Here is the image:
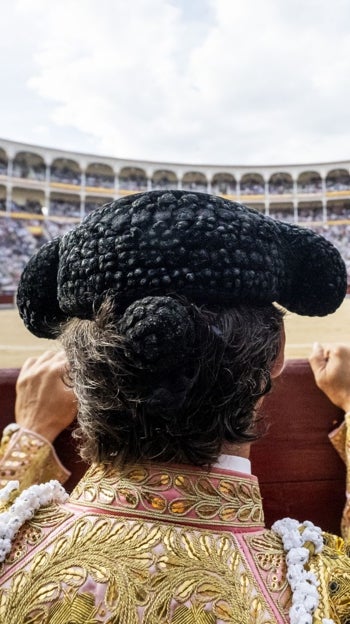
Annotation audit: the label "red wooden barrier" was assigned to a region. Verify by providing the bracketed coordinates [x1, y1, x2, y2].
[0, 361, 346, 533]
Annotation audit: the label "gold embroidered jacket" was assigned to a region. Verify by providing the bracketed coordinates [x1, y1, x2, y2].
[0, 428, 350, 623]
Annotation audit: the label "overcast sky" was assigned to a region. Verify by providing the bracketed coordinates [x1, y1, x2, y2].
[1, 0, 350, 166]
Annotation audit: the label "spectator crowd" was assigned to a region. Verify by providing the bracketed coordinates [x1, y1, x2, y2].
[4, 159, 350, 196]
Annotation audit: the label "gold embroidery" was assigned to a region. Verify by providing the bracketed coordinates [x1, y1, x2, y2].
[171, 604, 216, 623]
[0, 514, 276, 623]
[245, 530, 291, 620]
[0, 428, 69, 490]
[329, 420, 347, 464]
[72, 463, 264, 529]
[310, 535, 350, 623]
[2, 455, 349, 622]
[48, 591, 100, 624]
[0, 504, 72, 572]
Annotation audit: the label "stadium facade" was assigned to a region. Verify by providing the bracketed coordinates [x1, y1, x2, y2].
[1, 137, 350, 293]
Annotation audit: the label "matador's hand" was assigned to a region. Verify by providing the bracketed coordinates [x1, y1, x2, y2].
[309, 342, 350, 413]
[15, 350, 77, 442]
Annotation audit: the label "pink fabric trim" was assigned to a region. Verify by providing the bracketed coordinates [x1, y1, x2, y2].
[236, 533, 286, 623]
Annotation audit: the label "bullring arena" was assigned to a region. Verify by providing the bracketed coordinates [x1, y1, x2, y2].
[1, 136, 350, 366]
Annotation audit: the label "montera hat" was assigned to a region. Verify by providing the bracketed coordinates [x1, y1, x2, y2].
[17, 190, 347, 340]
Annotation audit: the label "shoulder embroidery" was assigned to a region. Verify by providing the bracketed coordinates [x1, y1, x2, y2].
[1, 514, 277, 623]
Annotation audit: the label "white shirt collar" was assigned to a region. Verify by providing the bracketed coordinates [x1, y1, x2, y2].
[213, 453, 251, 475]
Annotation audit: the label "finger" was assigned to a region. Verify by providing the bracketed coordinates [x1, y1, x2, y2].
[309, 342, 328, 374]
[19, 351, 59, 374]
[35, 350, 62, 365]
[34, 351, 68, 377]
[19, 356, 38, 372]
[328, 344, 350, 360]
[52, 350, 68, 366]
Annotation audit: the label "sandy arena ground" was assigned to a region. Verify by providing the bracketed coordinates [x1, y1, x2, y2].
[1, 299, 350, 368]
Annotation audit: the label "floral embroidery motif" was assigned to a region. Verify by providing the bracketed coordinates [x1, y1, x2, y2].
[245, 530, 291, 619]
[0, 456, 349, 623]
[72, 463, 264, 529]
[47, 591, 100, 623]
[170, 604, 217, 623]
[0, 515, 276, 623]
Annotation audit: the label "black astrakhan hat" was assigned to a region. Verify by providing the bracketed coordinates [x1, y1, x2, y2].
[17, 190, 347, 338]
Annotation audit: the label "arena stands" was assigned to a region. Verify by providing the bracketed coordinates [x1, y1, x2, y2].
[0, 218, 46, 292]
[10, 200, 42, 215]
[120, 167, 147, 190]
[50, 160, 81, 185]
[268, 208, 295, 222]
[269, 173, 293, 195]
[1, 137, 350, 294]
[50, 199, 80, 218]
[314, 223, 350, 273]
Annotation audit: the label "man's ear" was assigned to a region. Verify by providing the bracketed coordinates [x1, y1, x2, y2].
[271, 325, 286, 379]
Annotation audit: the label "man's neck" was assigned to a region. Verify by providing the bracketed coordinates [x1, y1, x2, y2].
[220, 442, 251, 459]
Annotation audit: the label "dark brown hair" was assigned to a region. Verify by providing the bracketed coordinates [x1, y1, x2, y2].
[62, 297, 284, 467]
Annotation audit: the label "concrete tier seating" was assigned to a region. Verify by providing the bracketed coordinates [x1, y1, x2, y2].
[0, 360, 345, 534]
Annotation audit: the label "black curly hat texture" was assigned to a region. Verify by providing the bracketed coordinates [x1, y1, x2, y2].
[17, 190, 347, 347]
[117, 296, 195, 372]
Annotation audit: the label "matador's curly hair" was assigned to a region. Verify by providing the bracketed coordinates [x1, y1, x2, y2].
[61, 295, 284, 467]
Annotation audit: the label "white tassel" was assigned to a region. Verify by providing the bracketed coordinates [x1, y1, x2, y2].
[272, 518, 335, 624]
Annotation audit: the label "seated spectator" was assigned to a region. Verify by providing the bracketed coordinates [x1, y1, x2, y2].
[268, 182, 293, 195]
[240, 182, 265, 195]
[326, 177, 350, 191]
[182, 181, 207, 192]
[50, 166, 81, 185]
[211, 181, 236, 196]
[298, 180, 323, 194]
[50, 199, 80, 218]
[327, 204, 350, 220]
[119, 175, 147, 191]
[151, 177, 175, 190]
[297, 207, 323, 222]
[86, 173, 114, 188]
[269, 209, 295, 223]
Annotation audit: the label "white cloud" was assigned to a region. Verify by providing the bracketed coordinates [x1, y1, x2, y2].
[2, 0, 350, 164]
